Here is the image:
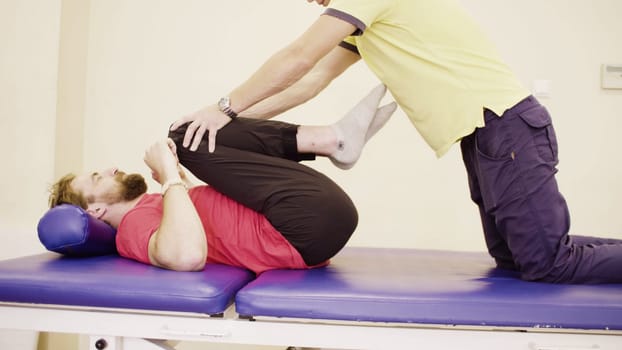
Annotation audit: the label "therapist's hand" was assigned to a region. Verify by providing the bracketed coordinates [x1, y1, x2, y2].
[169, 104, 232, 152]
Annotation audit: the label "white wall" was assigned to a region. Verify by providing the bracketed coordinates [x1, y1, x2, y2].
[1, 1, 621, 349]
[4, 0, 619, 259]
[0, 0, 61, 258]
[81, 0, 478, 251]
[80, 0, 622, 252]
[3, 0, 621, 257]
[462, 0, 622, 241]
[0, 1, 61, 348]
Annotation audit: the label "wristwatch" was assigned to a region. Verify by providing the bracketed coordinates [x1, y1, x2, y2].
[218, 96, 238, 119]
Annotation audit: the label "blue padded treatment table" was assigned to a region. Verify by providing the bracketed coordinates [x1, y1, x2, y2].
[0, 253, 254, 314]
[1, 247, 621, 349]
[236, 247, 622, 331]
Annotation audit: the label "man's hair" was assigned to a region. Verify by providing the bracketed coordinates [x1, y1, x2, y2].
[48, 173, 87, 209]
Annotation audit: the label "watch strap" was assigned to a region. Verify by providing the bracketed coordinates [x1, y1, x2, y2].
[218, 97, 238, 119]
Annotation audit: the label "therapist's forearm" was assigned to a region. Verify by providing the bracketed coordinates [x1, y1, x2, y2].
[239, 70, 327, 119]
[223, 14, 358, 118]
[228, 44, 316, 116]
[235, 43, 361, 120]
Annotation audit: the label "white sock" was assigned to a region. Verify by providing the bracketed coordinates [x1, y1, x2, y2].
[329, 85, 387, 169]
[329, 113, 376, 170]
[328, 82, 397, 170]
[365, 102, 397, 141]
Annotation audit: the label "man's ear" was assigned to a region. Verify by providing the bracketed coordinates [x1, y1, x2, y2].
[86, 205, 106, 219]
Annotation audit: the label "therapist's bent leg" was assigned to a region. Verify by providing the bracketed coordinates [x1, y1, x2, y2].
[462, 97, 622, 284]
[461, 134, 516, 271]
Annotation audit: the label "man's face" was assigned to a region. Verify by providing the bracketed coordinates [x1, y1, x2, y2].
[71, 168, 147, 207]
[307, 0, 330, 7]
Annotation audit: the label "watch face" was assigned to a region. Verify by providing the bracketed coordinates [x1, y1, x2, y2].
[218, 97, 230, 110]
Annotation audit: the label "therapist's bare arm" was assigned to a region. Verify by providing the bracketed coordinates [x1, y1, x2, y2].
[144, 139, 207, 271]
[240, 46, 360, 120]
[170, 15, 357, 152]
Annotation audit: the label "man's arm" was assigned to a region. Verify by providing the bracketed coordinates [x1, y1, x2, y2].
[171, 14, 357, 152]
[228, 15, 357, 114]
[148, 184, 206, 271]
[144, 139, 207, 271]
[240, 45, 360, 120]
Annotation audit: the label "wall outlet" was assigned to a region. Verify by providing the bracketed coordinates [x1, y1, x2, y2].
[601, 64, 622, 89]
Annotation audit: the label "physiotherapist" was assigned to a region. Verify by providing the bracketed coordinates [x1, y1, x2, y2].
[171, 0, 622, 284]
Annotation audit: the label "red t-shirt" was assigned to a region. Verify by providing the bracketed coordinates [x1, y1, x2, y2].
[115, 186, 312, 274]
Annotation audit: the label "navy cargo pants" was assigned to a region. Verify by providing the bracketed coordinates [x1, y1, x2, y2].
[461, 96, 622, 284]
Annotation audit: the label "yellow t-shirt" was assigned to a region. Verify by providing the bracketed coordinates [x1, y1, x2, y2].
[325, 0, 530, 157]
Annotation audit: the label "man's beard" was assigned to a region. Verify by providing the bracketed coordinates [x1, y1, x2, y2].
[116, 172, 147, 201]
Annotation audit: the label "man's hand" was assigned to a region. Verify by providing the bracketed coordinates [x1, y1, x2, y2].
[169, 104, 232, 153]
[144, 138, 180, 184]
